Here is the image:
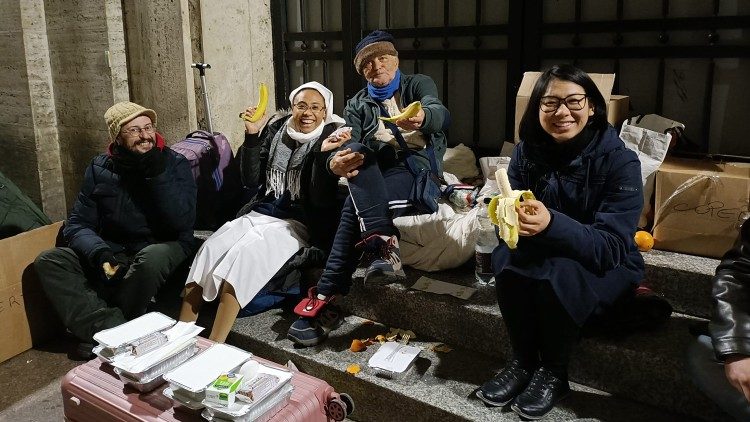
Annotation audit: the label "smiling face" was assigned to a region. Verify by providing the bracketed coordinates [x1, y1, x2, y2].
[362, 54, 399, 87]
[538, 78, 594, 143]
[118, 115, 155, 154]
[291, 89, 326, 134]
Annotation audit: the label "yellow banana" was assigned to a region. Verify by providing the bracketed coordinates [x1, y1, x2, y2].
[240, 83, 269, 123]
[378, 101, 422, 123]
[487, 168, 535, 249]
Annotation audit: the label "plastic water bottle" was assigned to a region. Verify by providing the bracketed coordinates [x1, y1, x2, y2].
[475, 202, 498, 285]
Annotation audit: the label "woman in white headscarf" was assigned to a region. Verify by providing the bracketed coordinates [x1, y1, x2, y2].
[179, 82, 351, 342]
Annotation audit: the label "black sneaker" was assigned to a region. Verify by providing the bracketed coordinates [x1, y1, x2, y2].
[511, 367, 570, 420]
[476, 360, 534, 407]
[287, 306, 343, 347]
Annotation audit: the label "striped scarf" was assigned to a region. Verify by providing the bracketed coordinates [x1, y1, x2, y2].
[265, 121, 318, 200]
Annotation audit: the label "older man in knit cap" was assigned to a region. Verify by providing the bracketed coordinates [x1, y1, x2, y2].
[288, 29, 450, 347]
[35, 101, 196, 359]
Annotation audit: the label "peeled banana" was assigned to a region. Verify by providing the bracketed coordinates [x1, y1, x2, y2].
[378, 101, 422, 123]
[487, 168, 535, 249]
[240, 83, 269, 123]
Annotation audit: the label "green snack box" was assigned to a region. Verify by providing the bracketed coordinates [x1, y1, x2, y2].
[205, 372, 244, 407]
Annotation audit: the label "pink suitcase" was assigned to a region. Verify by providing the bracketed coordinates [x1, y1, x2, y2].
[61, 338, 353, 421]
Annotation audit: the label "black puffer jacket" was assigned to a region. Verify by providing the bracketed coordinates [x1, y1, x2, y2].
[710, 217, 750, 359]
[63, 143, 196, 267]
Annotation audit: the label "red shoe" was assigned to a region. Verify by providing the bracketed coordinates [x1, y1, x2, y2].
[293, 287, 335, 318]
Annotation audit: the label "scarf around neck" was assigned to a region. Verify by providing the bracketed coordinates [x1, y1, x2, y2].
[368, 69, 401, 101]
[266, 119, 325, 200]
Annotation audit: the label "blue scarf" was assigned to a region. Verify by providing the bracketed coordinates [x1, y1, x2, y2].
[367, 69, 401, 101]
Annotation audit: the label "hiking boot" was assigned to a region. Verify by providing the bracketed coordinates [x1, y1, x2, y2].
[476, 360, 534, 407]
[287, 305, 343, 347]
[360, 234, 406, 285]
[511, 367, 570, 420]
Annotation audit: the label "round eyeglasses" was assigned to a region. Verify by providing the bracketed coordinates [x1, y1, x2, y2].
[121, 124, 156, 137]
[293, 103, 325, 113]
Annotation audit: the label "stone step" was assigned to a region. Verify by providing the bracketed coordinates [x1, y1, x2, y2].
[335, 266, 726, 421]
[227, 311, 692, 422]
[642, 249, 717, 318]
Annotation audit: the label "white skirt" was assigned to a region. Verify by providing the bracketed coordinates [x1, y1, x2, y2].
[186, 211, 309, 307]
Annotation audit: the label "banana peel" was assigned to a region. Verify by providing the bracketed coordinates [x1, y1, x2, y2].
[487, 168, 535, 249]
[240, 83, 269, 122]
[378, 101, 422, 123]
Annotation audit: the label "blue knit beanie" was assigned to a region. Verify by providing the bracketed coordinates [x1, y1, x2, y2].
[354, 30, 398, 74]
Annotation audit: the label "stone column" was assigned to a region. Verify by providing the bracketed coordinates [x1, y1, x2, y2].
[123, 0, 197, 145]
[199, 0, 275, 149]
[18, 0, 66, 221]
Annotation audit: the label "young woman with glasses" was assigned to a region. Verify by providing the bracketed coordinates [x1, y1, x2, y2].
[476, 64, 645, 419]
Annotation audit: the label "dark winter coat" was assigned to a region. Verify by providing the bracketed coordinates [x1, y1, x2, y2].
[237, 114, 343, 252]
[492, 125, 645, 325]
[343, 73, 450, 175]
[710, 217, 750, 360]
[63, 139, 196, 268]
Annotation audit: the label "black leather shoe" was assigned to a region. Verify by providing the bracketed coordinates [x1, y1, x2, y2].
[511, 367, 571, 420]
[476, 360, 534, 407]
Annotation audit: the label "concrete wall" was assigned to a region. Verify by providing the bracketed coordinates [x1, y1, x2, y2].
[44, 0, 129, 210]
[0, 1, 41, 205]
[198, 0, 275, 150]
[123, 0, 197, 146]
[0, 0, 275, 219]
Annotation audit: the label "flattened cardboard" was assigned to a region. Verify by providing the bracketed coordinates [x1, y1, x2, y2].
[653, 158, 750, 258]
[514, 72, 629, 142]
[0, 222, 63, 363]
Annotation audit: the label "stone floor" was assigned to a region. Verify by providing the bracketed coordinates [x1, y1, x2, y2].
[0, 336, 80, 421]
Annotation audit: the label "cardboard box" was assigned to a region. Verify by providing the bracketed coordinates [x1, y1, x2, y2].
[0, 222, 63, 363]
[653, 158, 750, 258]
[514, 72, 630, 142]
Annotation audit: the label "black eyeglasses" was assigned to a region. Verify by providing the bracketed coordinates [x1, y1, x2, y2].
[539, 94, 588, 113]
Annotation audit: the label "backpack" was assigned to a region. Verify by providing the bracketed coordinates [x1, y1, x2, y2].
[0, 169, 52, 240]
[171, 130, 242, 230]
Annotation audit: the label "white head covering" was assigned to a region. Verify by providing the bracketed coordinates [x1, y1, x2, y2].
[286, 81, 345, 143]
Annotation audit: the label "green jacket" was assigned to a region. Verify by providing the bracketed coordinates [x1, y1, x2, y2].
[344, 73, 450, 175]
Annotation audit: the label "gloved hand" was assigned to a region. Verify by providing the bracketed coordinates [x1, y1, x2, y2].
[94, 249, 125, 284]
[138, 147, 166, 178]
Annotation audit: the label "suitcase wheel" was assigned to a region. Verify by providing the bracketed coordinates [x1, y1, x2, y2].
[339, 393, 355, 416]
[326, 397, 348, 421]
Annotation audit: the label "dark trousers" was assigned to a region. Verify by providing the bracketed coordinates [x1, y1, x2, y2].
[317, 143, 418, 297]
[35, 242, 187, 343]
[497, 272, 580, 378]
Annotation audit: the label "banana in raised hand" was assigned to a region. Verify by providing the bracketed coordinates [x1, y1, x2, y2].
[240, 83, 269, 123]
[487, 168, 535, 249]
[378, 101, 422, 123]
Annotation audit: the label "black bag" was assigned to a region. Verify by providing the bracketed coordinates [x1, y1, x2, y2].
[410, 168, 441, 214]
[378, 105, 442, 214]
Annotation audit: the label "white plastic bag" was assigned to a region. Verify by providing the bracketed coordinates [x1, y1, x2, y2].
[619, 114, 685, 228]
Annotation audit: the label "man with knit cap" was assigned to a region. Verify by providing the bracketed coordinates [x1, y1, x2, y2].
[288, 29, 450, 346]
[35, 101, 196, 359]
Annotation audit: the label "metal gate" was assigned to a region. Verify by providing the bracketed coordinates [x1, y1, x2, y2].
[271, 0, 750, 157]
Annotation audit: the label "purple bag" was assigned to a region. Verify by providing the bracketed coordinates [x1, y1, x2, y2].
[172, 130, 241, 229]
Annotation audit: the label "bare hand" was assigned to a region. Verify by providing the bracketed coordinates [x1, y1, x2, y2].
[241, 106, 268, 134]
[321, 131, 352, 152]
[516, 199, 551, 236]
[725, 355, 750, 403]
[395, 108, 425, 131]
[102, 262, 119, 279]
[329, 148, 364, 178]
